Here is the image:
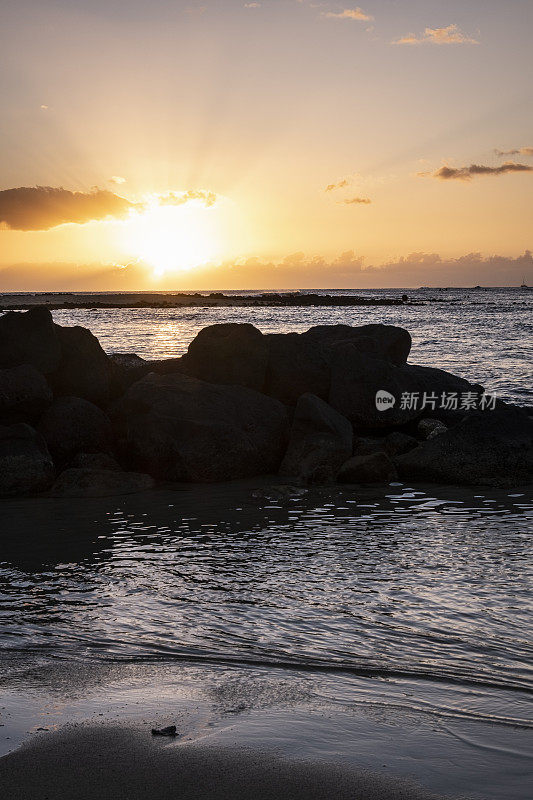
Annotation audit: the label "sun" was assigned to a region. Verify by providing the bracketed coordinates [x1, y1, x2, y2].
[121, 199, 221, 277]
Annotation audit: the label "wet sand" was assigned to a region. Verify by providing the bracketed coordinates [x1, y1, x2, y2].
[0, 724, 443, 800]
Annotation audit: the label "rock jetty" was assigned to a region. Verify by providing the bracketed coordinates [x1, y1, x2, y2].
[0, 307, 531, 497]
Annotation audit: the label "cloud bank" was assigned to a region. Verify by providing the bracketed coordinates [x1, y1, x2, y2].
[1, 250, 530, 291]
[394, 24, 478, 45]
[427, 162, 533, 181]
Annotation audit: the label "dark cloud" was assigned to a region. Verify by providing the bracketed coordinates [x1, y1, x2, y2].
[0, 186, 137, 231]
[340, 197, 371, 204]
[325, 179, 349, 192]
[426, 162, 533, 181]
[495, 146, 533, 157]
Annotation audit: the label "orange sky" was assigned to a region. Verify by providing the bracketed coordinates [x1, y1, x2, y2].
[1, 1, 532, 288]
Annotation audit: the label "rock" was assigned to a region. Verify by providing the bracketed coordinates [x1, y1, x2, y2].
[396, 405, 533, 486]
[417, 418, 448, 440]
[110, 372, 289, 482]
[0, 423, 55, 497]
[151, 725, 177, 737]
[109, 353, 152, 394]
[337, 452, 398, 484]
[383, 431, 419, 456]
[352, 437, 388, 458]
[181, 323, 268, 391]
[38, 396, 112, 465]
[264, 324, 411, 406]
[49, 325, 113, 405]
[279, 393, 352, 483]
[50, 468, 154, 497]
[304, 323, 411, 366]
[0, 364, 53, 423]
[69, 452, 121, 471]
[264, 332, 331, 406]
[329, 346, 481, 429]
[0, 307, 61, 374]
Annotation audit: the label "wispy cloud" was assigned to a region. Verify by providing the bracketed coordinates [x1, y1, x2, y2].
[325, 179, 349, 191]
[495, 146, 533, 157]
[158, 189, 217, 207]
[393, 24, 478, 46]
[339, 196, 371, 204]
[423, 162, 533, 181]
[109, 176, 126, 185]
[244, 2, 261, 7]
[322, 7, 373, 21]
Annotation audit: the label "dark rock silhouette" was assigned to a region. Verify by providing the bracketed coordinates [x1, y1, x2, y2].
[38, 396, 112, 465]
[396, 406, 533, 486]
[0, 306, 61, 374]
[50, 325, 113, 405]
[0, 364, 53, 423]
[110, 372, 289, 482]
[0, 310, 530, 492]
[51, 467, 154, 497]
[329, 346, 481, 428]
[0, 423, 55, 496]
[181, 322, 268, 391]
[337, 452, 398, 484]
[280, 393, 352, 482]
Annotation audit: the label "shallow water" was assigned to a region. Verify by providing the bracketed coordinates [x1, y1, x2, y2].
[47, 286, 533, 405]
[1, 483, 531, 718]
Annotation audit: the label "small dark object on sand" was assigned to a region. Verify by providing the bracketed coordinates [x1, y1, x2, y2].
[151, 725, 177, 737]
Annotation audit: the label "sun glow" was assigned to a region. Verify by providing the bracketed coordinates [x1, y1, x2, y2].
[121, 200, 221, 277]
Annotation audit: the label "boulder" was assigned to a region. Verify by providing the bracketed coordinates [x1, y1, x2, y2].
[279, 393, 352, 483]
[417, 418, 448, 440]
[0, 423, 55, 496]
[352, 437, 389, 458]
[337, 452, 398, 484]
[0, 364, 53, 423]
[263, 324, 411, 406]
[303, 323, 411, 366]
[49, 325, 113, 405]
[383, 431, 419, 456]
[396, 406, 533, 486]
[38, 396, 112, 465]
[51, 468, 154, 497]
[0, 306, 61, 374]
[264, 332, 330, 406]
[109, 353, 152, 395]
[110, 372, 289, 482]
[181, 323, 268, 391]
[69, 452, 121, 471]
[329, 345, 481, 429]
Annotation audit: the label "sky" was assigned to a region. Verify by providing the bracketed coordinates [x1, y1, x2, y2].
[0, 0, 532, 289]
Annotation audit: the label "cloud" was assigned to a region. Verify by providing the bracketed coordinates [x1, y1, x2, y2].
[0, 186, 220, 231]
[0, 186, 137, 231]
[109, 176, 126, 185]
[339, 196, 371, 204]
[393, 24, 478, 45]
[40, 104, 49, 111]
[3, 250, 531, 291]
[425, 162, 533, 181]
[325, 179, 349, 191]
[322, 7, 373, 21]
[244, 2, 260, 7]
[495, 146, 533, 157]
[158, 189, 218, 207]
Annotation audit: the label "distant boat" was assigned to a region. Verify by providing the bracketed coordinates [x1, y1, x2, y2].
[520, 276, 531, 289]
